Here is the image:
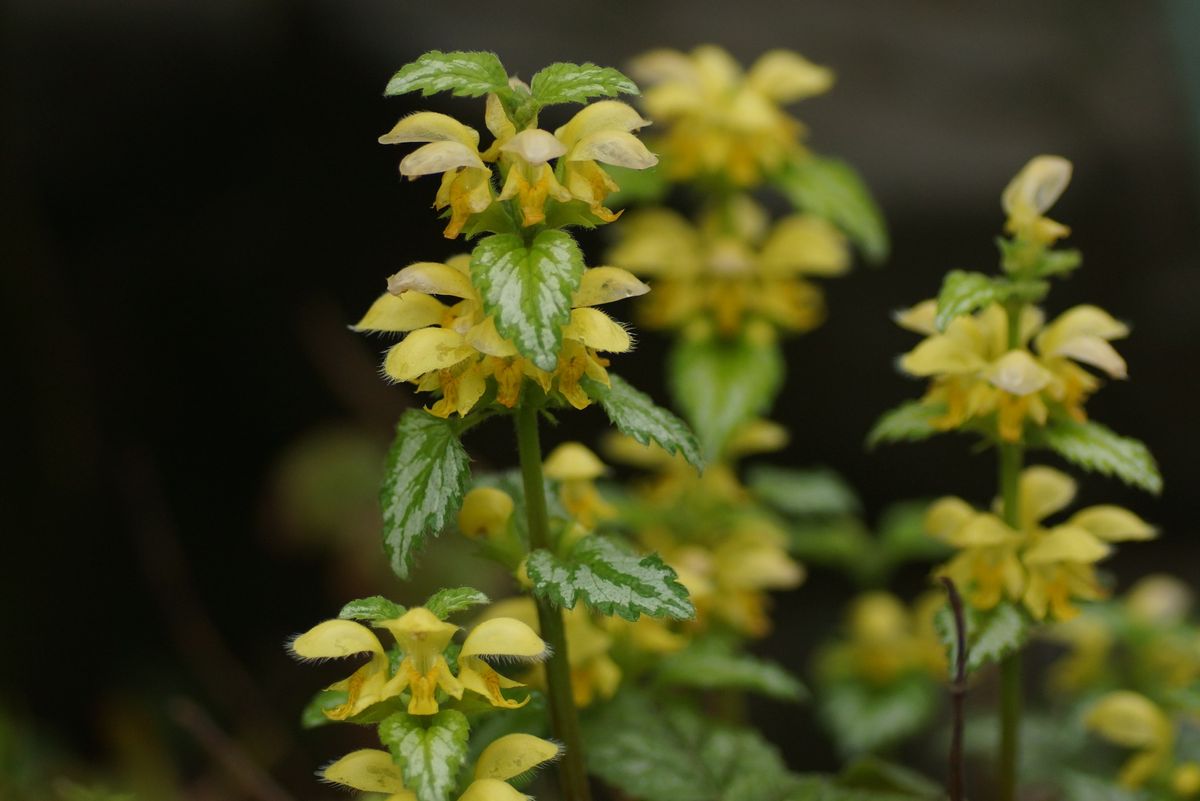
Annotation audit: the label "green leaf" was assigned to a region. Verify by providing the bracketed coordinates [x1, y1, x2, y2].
[1032, 418, 1162, 494]
[837, 756, 943, 800]
[1036, 248, 1083, 278]
[471, 230, 584, 371]
[583, 689, 792, 801]
[381, 410, 472, 579]
[934, 270, 999, 331]
[603, 163, 669, 208]
[530, 61, 638, 105]
[300, 688, 348, 729]
[668, 335, 784, 460]
[818, 676, 938, 756]
[775, 156, 889, 264]
[876, 501, 946, 564]
[657, 637, 807, 702]
[865, 401, 944, 448]
[378, 710, 471, 801]
[424, 586, 489, 619]
[339, 595, 406, 622]
[583, 373, 704, 470]
[385, 50, 509, 98]
[748, 466, 861, 518]
[934, 599, 1032, 674]
[527, 536, 694, 621]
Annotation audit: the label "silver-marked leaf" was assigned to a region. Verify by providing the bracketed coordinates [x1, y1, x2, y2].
[775, 156, 889, 264]
[934, 270, 1000, 331]
[668, 335, 783, 460]
[471, 230, 585, 371]
[531, 62, 639, 105]
[339, 596, 406, 622]
[866, 401, 944, 448]
[658, 637, 807, 702]
[583, 374, 704, 470]
[381, 410, 472, 579]
[424, 587, 489, 619]
[527, 536, 694, 621]
[378, 710, 470, 801]
[385, 50, 509, 98]
[1032, 418, 1161, 495]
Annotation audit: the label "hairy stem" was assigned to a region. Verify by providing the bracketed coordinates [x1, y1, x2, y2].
[514, 403, 591, 801]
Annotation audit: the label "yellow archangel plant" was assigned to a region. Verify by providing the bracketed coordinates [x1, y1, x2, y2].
[870, 154, 1162, 801]
[291, 50, 708, 801]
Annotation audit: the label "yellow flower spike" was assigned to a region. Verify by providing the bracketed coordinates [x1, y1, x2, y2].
[353, 292, 447, 333]
[745, 49, 834, 103]
[1126, 575, 1193, 626]
[323, 749, 412, 798]
[376, 607, 463, 715]
[458, 487, 515, 539]
[387, 261, 476, 299]
[379, 112, 482, 149]
[458, 778, 529, 801]
[758, 215, 850, 277]
[1086, 691, 1174, 788]
[290, 620, 392, 720]
[544, 442, 607, 481]
[1002, 155, 1073, 244]
[1037, 305, 1130, 379]
[383, 328, 475, 383]
[497, 129, 572, 226]
[1066, 505, 1156, 542]
[474, 734, 561, 782]
[457, 617, 547, 709]
[572, 267, 650, 307]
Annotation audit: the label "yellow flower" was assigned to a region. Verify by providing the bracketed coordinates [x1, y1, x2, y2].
[609, 197, 849, 337]
[543, 442, 616, 528]
[630, 45, 832, 185]
[927, 466, 1155, 620]
[458, 487, 516, 539]
[818, 592, 947, 686]
[353, 257, 647, 417]
[1087, 691, 1175, 788]
[495, 100, 656, 227]
[480, 598, 621, 707]
[1002, 155, 1072, 246]
[322, 733, 560, 801]
[291, 606, 546, 717]
[897, 301, 1128, 440]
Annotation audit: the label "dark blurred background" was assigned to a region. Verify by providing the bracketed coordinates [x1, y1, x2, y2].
[4, 0, 1200, 797]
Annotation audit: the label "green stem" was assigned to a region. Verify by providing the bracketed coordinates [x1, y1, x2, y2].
[514, 403, 591, 801]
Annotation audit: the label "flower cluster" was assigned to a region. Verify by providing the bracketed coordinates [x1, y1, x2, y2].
[816, 592, 947, 687]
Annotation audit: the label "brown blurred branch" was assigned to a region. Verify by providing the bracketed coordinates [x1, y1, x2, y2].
[940, 576, 968, 801]
[170, 698, 297, 801]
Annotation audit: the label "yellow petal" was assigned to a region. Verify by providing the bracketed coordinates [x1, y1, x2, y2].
[323, 749, 406, 794]
[291, 620, 383, 659]
[466, 317, 518, 357]
[746, 49, 834, 102]
[641, 82, 705, 118]
[985, 350, 1052, 396]
[474, 734, 561, 781]
[1002, 155, 1073, 217]
[379, 607, 459, 645]
[458, 778, 529, 801]
[572, 267, 650, 307]
[692, 44, 742, 94]
[1039, 305, 1129, 377]
[399, 141, 485, 176]
[563, 308, 631, 352]
[1067, 505, 1155, 542]
[628, 48, 697, 87]
[388, 261, 475, 299]
[379, 112, 481, 148]
[500, 129, 566, 165]
[1126, 574, 1192, 626]
[1019, 466, 1077, 525]
[484, 93, 516, 146]
[544, 442, 607, 481]
[1086, 691, 1171, 750]
[894, 300, 938, 336]
[567, 131, 658, 169]
[555, 101, 651, 148]
[1023, 526, 1111, 565]
[946, 513, 1019, 548]
[758, 215, 849, 276]
[383, 329, 473, 383]
[723, 419, 789, 457]
[461, 617, 547, 660]
[924, 497, 976, 541]
[458, 487, 515, 539]
[352, 292, 446, 333]
[899, 335, 986, 376]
